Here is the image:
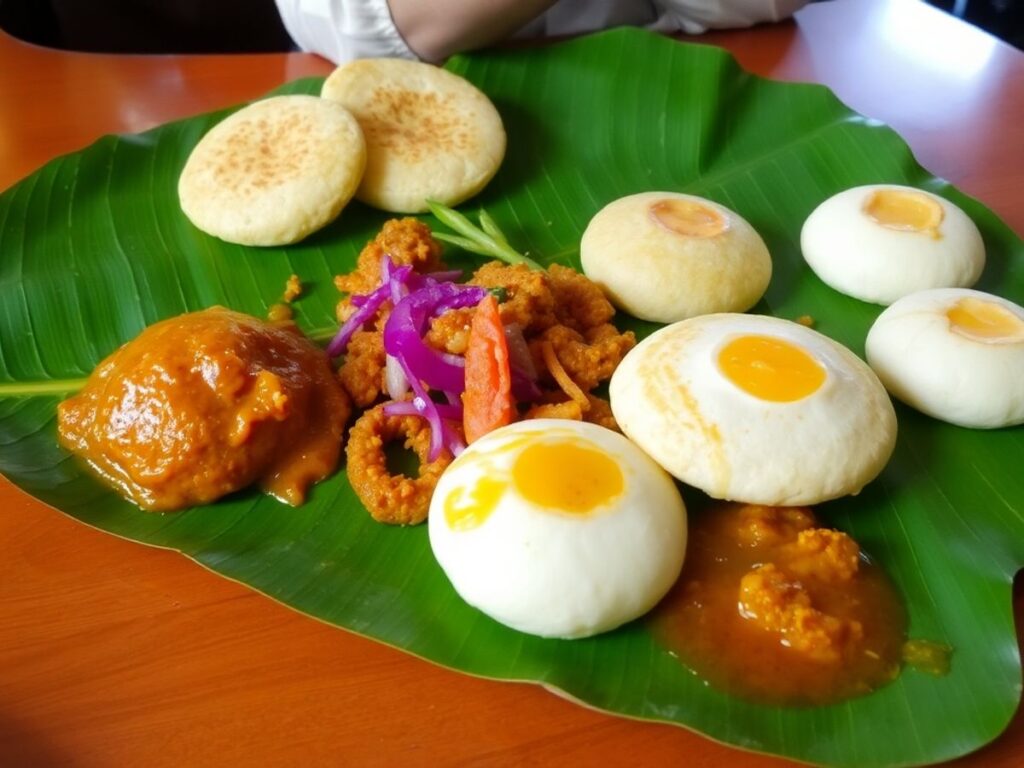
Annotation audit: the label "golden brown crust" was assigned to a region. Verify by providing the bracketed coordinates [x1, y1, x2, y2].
[334, 219, 447, 407]
[178, 95, 365, 246]
[321, 58, 506, 213]
[470, 262, 556, 332]
[425, 306, 473, 355]
[522, 393, 618, 432]
[530, 323, 635, 392]
[362, 87, 474, 160]
[582, 393, 618, 431]
[345, 403, 452, 525]
[338, 329, 386, 408]
[335, 217, 445, 296]
[523, 399, 583, 423]
[332, 222, 638, 529]
[547, 263, 617, 331]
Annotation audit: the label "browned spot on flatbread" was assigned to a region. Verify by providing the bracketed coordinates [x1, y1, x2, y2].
[212, 109, 316, 195]
[360, 86, 475, 162]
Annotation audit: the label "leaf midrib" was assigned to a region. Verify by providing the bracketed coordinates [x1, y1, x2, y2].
[0, 325, 339, 397]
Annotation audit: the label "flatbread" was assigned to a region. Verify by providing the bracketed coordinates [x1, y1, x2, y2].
[178, 95, 366, 246]
[321, 58, 506, 214]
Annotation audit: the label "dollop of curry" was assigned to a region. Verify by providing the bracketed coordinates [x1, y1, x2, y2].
[57, 307, 351, 511]
[651, 503, 908, 706]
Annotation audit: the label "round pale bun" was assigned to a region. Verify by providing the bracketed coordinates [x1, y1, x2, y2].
[610, 314, 897, 506]
[580, 192, 772, 323]
[801, 184, 985, 305]
[866, 288, 1024, 428]
[321, 58, 506, 213]
[178, 95, 366, 246]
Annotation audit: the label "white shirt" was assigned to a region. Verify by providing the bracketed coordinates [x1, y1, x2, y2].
[275, 0, 807, 63]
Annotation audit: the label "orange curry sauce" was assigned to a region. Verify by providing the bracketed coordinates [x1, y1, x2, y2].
[58, 307, 351, 511]
[650, 504, 907, 706]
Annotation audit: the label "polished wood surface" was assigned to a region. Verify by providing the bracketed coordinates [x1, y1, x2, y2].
[1, 0, 1021, 765]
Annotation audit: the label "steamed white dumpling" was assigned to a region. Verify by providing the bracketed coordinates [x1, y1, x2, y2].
[428, 420, 687, 639]
[801, 185, 984, 305]
[866, 288, 1024, 428]
[610, 314, 897, 505]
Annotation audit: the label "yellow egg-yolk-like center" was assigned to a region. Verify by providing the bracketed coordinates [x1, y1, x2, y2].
[947, 297, 1024, 344]
[649, 198, 728, 238]
[445, 475, 506, 531]
[863, 188, 944, 236]
[443, 437, 625, 531]
[718, 335, 826, 402]
[513, 441, 624, 515]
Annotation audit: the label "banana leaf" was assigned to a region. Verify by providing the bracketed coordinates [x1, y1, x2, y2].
[1, 28, 1021, 768]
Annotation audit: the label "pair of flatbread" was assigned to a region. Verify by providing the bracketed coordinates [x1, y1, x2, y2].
[179, 59, 506, 246]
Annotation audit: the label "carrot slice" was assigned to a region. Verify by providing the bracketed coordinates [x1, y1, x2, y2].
[463, 294, 514, 444]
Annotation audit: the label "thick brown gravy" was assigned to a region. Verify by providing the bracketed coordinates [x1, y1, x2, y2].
[650, 503, 907, 706]
[58, 307, 351, 511]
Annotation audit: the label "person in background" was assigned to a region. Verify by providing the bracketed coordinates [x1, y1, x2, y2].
[274, 0, 809, 63]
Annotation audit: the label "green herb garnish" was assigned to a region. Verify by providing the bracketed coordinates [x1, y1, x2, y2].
[426, 200, 543, 270]
[487, 286, 509, 303]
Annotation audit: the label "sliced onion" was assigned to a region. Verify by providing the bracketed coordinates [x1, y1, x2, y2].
[394, 354, 447, 461]
[389, 265, 413, 304]
[441, 421, 466, 457]
[426, 269, 463, 282]
[383, 399, 462, 421]
[384, 354, 409, 399]
[327, 258, 413, 357]
[383, 282, 486, 393]
[326, 280, 390, 357]
[440, 352, 466, 369]
[503, 323, 536, 380]
[511, 368, 542, 402]
[328, 256, 492, 459]
[380, 252, 397, 283]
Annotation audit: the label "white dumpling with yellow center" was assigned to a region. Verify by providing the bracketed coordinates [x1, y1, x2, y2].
[580, 191, 772, 322]
[866, 288, 1024, 428]
[427, 420, 687, 639]
[610, 315, 897, 505]
[801, 184, 985, 305]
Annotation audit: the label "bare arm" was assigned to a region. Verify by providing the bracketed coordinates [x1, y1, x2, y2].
[655, 0, 809, 34]
[388, 0, 560, 61]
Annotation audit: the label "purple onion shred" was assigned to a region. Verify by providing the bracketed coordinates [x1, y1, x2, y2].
[330, 256, 483, 459]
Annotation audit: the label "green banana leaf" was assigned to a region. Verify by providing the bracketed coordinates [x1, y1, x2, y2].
[1, 28, 1022, 768]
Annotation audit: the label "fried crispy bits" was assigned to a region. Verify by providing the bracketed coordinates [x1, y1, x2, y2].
[332, 220, 636, 525]
[345, 403, 452, 525]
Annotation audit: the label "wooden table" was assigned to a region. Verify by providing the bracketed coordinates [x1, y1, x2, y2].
[1, 0, 1021, 764]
